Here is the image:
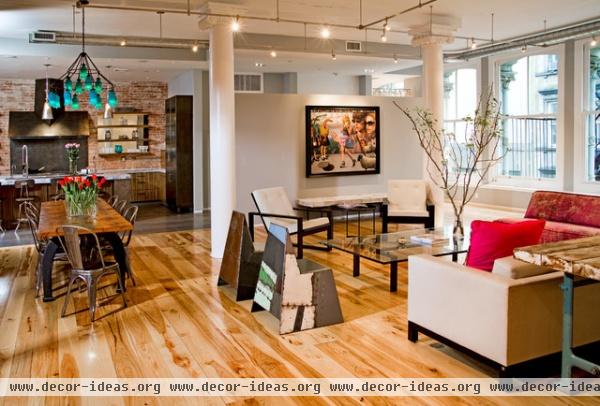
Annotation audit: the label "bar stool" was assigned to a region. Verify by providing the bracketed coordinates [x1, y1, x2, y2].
[14, 179, 36, 234]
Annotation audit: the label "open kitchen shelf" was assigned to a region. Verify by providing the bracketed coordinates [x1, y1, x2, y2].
[96, 112, 150, 155]
[98, 152, 154, 158]
[96, 124, 151, 129]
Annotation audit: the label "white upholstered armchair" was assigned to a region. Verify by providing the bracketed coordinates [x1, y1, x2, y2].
[249, 187, 333, 259]
[381, 180, 437, 232]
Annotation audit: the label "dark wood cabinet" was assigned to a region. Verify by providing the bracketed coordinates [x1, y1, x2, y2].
[165, 96, 193, 212]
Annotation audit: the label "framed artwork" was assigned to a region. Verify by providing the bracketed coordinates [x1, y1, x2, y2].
[305, 105, 380, 177]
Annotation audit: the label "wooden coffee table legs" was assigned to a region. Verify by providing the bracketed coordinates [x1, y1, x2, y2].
[352, 254, 398, 292]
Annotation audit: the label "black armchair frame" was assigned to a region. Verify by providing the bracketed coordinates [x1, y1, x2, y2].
[249, 194, 333, 259]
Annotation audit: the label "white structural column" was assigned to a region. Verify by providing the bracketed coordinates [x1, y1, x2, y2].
[410, 20, 458, 228]
[209, 21, 236, 258]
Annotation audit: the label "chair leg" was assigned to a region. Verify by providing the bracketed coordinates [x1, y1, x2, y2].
[61, 274, 77, 318]
[297, 234, 304, 259]
[125, 250, 136, 286]
[14, 203, 23, 234]
[35, 256, 43, 297]
[115, 266, 128, 308]
[86, 275, 98, 322]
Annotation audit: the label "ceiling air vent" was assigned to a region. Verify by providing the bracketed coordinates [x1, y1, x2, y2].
[234, 73, 263, 93]
[29, 31, 56, 43]
[346, 41, 362, 53]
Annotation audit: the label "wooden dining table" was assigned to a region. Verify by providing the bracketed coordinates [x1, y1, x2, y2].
[38, 199, 133, 302]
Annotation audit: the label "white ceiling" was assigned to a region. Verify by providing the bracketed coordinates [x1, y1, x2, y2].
[0, 0, 599, 81]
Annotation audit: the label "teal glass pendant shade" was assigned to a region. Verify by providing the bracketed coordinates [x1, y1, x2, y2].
[71, 93, 80, 109]
[94, 77, 102, 93]
[94, 94, 103, 110]
[48, 91, 61, 108]
[107, 88, 118, 108]
[63, 90, 72, 106]
[84, 75, 93, 91]
[75, 78, 83, 95]
[79, 63, 88, 79]
[65, 77, 73, 92]
[89, 89, 98, 106]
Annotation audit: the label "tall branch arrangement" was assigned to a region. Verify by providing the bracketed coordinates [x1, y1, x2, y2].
[394, 90, 506, 234]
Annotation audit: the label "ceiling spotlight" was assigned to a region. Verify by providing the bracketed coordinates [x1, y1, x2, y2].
[331, 49, 336, 60]
[192, 44, 199, 52]
[521, 45, 527, 53]
[232, 15, 240, 32]
[120, 40, 127, 46]
[393, 55, 398, 63]
[592, 36, 598, 47]
[384, 18, 391, 31]
[470, 38, 477, 49]
[321, 27, 330, 38]
[255, 62, 264, 67]
[381, 32, 387, 42]
[270, 50, 277, 58]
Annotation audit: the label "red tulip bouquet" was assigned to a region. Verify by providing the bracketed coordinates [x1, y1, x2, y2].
[58, 174, 106, 218]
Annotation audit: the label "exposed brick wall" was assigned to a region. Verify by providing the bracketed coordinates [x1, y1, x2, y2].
[0, 79, 167, 174]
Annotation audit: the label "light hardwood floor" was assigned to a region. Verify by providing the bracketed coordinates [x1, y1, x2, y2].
[0, 208, 595, 405]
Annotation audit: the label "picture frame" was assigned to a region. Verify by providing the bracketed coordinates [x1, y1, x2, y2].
[305, 105, 380, 178]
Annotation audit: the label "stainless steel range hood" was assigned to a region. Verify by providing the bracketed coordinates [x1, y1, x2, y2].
[8, 79, 89, 138]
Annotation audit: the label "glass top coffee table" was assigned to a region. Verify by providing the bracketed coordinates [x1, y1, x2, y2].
[322, 228, 469, 292]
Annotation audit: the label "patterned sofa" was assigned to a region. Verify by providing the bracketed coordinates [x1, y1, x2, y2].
[501, 191, 600, 243]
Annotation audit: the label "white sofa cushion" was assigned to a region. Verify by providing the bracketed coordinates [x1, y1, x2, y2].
[492, 256, 555, 279]
[388, 180, 427, 214]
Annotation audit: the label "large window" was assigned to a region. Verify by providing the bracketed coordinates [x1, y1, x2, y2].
[498, 54, 558, 180]
[443, 68, 477, 172]
[585, 46, 600, 182]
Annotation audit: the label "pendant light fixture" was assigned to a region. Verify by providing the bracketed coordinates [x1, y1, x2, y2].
[60, 1, 118, 110]
[42, 63, 54, 121]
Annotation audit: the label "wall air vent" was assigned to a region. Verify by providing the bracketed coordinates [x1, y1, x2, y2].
[29, 31, 56, 43]
[346, 41, 362, 53]
[234, 73, 263, 93]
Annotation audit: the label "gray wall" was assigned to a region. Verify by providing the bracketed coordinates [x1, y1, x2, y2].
[234, 93, 423, 214]
[297, 73, 360, 95]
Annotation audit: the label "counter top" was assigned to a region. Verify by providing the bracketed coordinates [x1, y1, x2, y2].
[0, 168, 165, 186]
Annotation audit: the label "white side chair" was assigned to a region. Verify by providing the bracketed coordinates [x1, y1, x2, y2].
[249, 187, 333, 259]
[382, 180, 436, 232]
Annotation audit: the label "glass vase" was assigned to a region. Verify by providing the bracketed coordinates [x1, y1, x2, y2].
[69, 157, 78, 175]
[65, 195, 97, 219]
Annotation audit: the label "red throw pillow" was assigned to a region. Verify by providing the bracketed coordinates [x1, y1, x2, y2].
[465, 219, 546, 271]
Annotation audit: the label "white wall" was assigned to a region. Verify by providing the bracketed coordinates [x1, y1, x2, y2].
[235, 93, 423, 213]
[167, 71, 194, 97]
[297, 73, 360, 95]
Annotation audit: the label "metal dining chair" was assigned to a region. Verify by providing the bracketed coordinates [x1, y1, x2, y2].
[103, 205, 139, 286]
[107, 195, 119, 207]
[115, 200, 128, 215]
[24, 204, 67, 296]
[57, 225, 127, 322]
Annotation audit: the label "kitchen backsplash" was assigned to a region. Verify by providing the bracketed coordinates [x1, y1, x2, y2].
[0, 79, 167, 174]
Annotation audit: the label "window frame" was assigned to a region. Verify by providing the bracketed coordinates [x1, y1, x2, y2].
[573, 38, 600, 194]
[442, 61, 481, 177]
[487, 44, 565, 190]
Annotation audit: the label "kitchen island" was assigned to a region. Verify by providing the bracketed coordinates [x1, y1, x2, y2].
[0, 168, 165, 229]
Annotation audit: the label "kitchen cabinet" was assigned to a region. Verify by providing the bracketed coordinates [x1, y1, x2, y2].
[130, 172, 164, 202]
[165, 96, 193, 212]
